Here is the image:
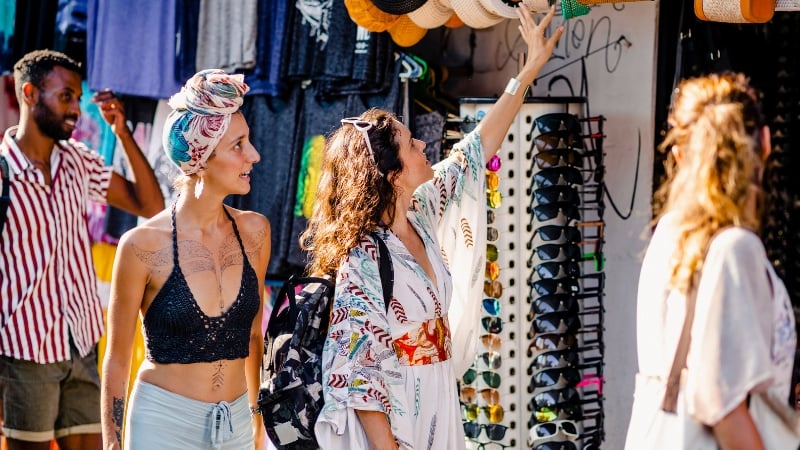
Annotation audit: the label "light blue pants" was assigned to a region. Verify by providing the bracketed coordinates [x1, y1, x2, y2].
[124, 381, 252, 450]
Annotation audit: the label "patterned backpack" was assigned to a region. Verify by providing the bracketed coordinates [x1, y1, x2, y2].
[258, 233, 393, 449]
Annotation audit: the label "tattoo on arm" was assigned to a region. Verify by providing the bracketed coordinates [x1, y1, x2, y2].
[112, 396, 125, 443]
[132, 244, 172, 267]
[243, 228, 268, 266]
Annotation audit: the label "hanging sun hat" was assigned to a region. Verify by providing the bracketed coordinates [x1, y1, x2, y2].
[450, 0, 504, 28]
[478, 0, 522, 19]
[521, 0, 553, 11]
[443, 11, 465, 28]
[388, 14, 428, 47]
[345, 0, 401, 32]
[408, 0, 453, 29]
[372, 0, 427, 14]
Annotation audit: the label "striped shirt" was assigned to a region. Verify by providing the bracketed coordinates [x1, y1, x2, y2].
[0, 126, 112, 363]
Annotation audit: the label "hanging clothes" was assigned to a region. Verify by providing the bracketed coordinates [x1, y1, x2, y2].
[195, 0, 257, 73]
[247, 0, 293, 96]
[87, 0, 182, 99]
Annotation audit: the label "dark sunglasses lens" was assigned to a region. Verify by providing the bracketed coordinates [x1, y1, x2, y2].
[482, 316, 503, 333]
[486, 424, 508, 440]
[537, 225, 580, 242]
[534, 314, 581, 334]
[487, 227, 499, 242]
[535, 113, 581, 134]
[483, 297, 501, 316]
[463, 368, 477, 384]
[533, 333, 576, 352]
[536, 261, 580, 279]
[534, 368, 582, 388]
[532, 279, 579, 296]
[532, 294, 578, 315]
[535, 131, 585, 150]
[534, 203, 580, 222]
[463, 422, 481, 439]
[483, 371, 502, 388]
[534, 149, 582, 169]
[534, 244, 581, 261]
[533, 350, 579, 370]
[534, 167, 584, 187]
[534, 186, 580, 204]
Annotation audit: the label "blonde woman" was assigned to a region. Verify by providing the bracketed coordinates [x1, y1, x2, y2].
[625, 73, 796, 449]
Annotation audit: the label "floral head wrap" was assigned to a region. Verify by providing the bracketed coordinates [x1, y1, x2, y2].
[162, 69, 250, 175]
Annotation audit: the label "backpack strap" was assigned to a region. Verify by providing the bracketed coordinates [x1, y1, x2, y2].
[370, 231, 394, 313]
[0, 154, 9, 231]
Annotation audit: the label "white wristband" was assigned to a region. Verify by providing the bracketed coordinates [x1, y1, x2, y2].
[504, 77, 522, 96]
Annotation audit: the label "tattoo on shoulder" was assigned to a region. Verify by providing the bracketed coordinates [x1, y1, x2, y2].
[243, 228, 268, 263]
[132, 244, 172, 267]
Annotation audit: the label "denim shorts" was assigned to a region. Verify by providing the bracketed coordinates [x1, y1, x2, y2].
[0, 344, 101, 442]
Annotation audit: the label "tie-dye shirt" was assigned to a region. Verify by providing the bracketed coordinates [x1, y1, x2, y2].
[315, 131, 487, 450]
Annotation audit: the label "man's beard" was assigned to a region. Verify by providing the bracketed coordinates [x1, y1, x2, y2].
[33, 98, 76, 141]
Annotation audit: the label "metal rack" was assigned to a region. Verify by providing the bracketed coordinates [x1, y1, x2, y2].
[458, 98, 606, 449]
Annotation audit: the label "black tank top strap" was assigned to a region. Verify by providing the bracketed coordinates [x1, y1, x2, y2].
[170, 201, 179, 265]
[222, 206, 248, 263]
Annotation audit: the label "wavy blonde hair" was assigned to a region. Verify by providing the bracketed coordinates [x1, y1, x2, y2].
[300, 108, 404, 276]
[654, 72, 766, 294]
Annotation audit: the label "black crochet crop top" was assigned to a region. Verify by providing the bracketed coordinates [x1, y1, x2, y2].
[142, 204, 261, 364]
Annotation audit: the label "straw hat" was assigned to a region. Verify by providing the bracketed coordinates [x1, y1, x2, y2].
[450, 0, 504, 28]
[345, 0, 401, 32]
[521, 0, 553, 11]
[388, 14, 428, 47]
[479, 0, 522, 18]
[372, 0, 428, 14]
[408, 0, 453, 28]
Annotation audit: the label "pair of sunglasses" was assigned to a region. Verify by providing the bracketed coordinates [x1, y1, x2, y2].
[528, 332, 578, 356]
[530, 404, 584, 425]
[532, 113, 583, 134]
[532, 166, 584, 188]
[529, 367, 582, 392]
[528, 243, 582, 264]
[529, 293, 580, 316]
[532, 202, 581, 222]
[477, 351, 502, 370]
[533, 261, 582, 280]
[528, 420, 579, 446]
[463, 422, 508, 441]
[529, 278, 580, 296]
[529, 349, 581, 373]
[341, 117, 377, 159]
[530, 312, 582, 336]
[529, 148, 585, 169]
[531, 386, 580, 409]
[530, 442, 578, 450]
[533, 185, 581, 205]
[460, 386, 501, 405]
[533, 131, 586, 152]
[462, 403, 505, 423]
[532, 225, 581, 243]
[462, 368, 501, 388]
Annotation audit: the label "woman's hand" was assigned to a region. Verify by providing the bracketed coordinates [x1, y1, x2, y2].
[517, 5, 563, 80]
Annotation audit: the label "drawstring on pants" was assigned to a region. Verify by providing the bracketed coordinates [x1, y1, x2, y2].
[209, 401, 234, 449]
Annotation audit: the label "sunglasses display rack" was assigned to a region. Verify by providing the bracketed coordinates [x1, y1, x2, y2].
[457, 97, 606, 450]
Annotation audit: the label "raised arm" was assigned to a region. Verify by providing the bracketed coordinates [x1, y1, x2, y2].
[94, 90, 164, 218]
[476, 6, 564, 162]
[101, 230, 150, 449]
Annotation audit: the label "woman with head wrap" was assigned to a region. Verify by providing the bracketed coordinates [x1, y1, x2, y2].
[100, 69, 270, 450]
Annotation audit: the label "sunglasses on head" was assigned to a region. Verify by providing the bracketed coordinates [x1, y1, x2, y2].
[533, 113, 583, 135]
[529, 278, 580, 296]
[529, 293, 580, 315]
[482, 297, 501, 316]
[533, 185, 581, 205]
[341, 117, 377, 161]
[532, 202, 581, 222]
[531, 386, 581, 409]
[463, 368, 502, 388]
[460, 386, 501, 405]
[529, 148, 585, 169]
[534, 131, 586, 152]
[528, 243, 582, 264]
[462, 402, 505, 423]
[481, 316, 503, 333]
[532, 167, 584, 188]
[529, 367, 583, 392]
[528, 420, 579, 447]
[529, 349, 581, 373]
[530, 312, 582, 336]
[463, 422, 508, 441]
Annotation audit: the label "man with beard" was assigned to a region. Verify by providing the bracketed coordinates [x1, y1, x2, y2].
[0, 50, 163, 450]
